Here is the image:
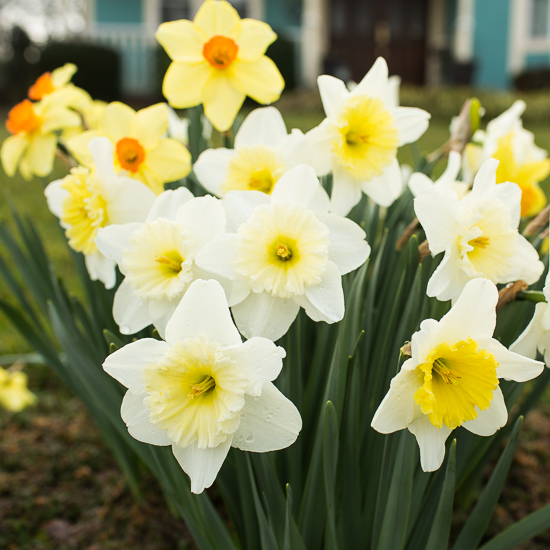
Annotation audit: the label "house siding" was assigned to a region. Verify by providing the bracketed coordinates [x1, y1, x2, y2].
[472, 0, 510, 88]
[95, 0, 144, 23]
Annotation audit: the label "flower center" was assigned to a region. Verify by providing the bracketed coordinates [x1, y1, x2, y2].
[60, 168, 107, 255]
[224, 145, 285, 195]
[28, 72, 55, 100]
[414, 339, 499, 430]
[331, 95, 399, 181]
[116, 137, 146, 173]
[155, 252, 184, 274]
[276, 242, 292, 261]
[6, 100, 42, 135]
[203, 35, 239, 69]
[187, 375, 216, 399]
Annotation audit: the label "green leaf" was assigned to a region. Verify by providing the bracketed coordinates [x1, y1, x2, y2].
[323, 401, 339, 550]
[425, 440, 456, 550]
[453, 417, 523, 550]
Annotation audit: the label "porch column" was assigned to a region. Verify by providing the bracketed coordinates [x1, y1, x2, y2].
[301, 0, 328, 88]
[453, 0, 475, 62]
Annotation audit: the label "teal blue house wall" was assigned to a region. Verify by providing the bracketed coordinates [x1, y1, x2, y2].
[95, 0, 143, 23]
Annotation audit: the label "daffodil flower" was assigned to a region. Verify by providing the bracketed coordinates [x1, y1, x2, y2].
[372, 278, 544, 472]
[195, 165, 371, 341]
[511, 271, 550, 365]
[463, 100, 550, 217]
[156, 0, 284, 132]
[0, 366, 36, 412]
[300, 57, 430, 215]
[103, 278, 302, 494]
[96, 189, 237, 336]
[1, 95, 81, 179]
[45, 137, 156, 288]
[415, 158, 544, 302]
[194, 107, 305, 196]
[408, 150, 469, 199]
[28, 63, 78, 100]
[67, 101, 192, 195]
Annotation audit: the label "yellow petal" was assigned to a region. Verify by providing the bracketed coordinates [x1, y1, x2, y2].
[132, 103, 169, 148]
[1, 134, 28, 177]
[51, 63, 77, 87]
[100, 102, 135, 142]
[232, 57, 284, 104]
[26, 133, 57, 177]
[516, 158, 550, 187]
[194, 0, 241, 37]
[40, 105, 81, 133]
[145, 138, 192, 182]
[233, 19, 276, 61]
[203, 72, 245, 132]
[518, 181, 547, 217]
[137, 168, 165, 195]
[67, 130, 101, 167]
[163, 62, 211, 108]
[156, 20, 205, 62]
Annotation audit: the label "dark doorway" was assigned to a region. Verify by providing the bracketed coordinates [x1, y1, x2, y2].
[327, 0, 429, 84]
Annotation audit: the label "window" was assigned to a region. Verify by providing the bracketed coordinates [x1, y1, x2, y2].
[531, 0, 550, 37]
[161, 0, 191, 22]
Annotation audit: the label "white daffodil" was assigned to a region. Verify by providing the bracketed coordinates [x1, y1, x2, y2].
[511, 271, 550, 365]
[103, 279, 302, 494]
[300, 57, 430, 215]
[408, 150, 470, 199]
[372, 278, 544, 472]
[96, 189, 235, 337]
[193, 107, 304, 197]
[45, 137, 156, 288]
[463, 100, 550, 217]
[415, 158, 544, 302]
[195, 164, 371, 341]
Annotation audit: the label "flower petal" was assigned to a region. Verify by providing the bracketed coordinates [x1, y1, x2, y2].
[176, 195, 226, 249]
[271, 164, 329, 212]
[510, 302, 548, 360]
[163, 62, 211, 109]
[85, 252, 116, 289]
[132, 103, 169, 148]
[317, 74, 349, 120]
[1, 134, 27, 177]
[408, 414, 452, 472]
[235, 19, 277, 60]
[103, 337, 169, 394]
[232, 291, 300, 340]
[100, 102, 135, 143]
[165, 279, 242, 346]
[155, 19, 205, 62]
[203, 72, 245, 132]
[232, 382, 301, 451]
[144, 138, 192, 182]
[361, 158, 403, 207]
[25, 133, 57, 177]
[330, 165, 363, 216]
[235, 106, 287, 149]
[95, 223, 141, 265]
[194, 0, 241, 36]
[147, 187, 194, 221]
[462, 387, 507, 436]
[120, 391, 172, 445]
[393, 107, 430, 146]
[351, 57, 388, 101]
[172, 437, 232, 494]
[113, 280, 153, 335]
[231, 56, 283, 104]
[44, 178, 68, 218]
[193, 147, 235, 196]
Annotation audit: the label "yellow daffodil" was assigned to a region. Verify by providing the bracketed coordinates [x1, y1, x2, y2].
[1, 96, 81, 179]
[0, 366, 36, 412]
[28, 63, 78, 100]
[372, 278, 543, 471]
[156, 0, 284, 132]
[67, 101, 191, 195]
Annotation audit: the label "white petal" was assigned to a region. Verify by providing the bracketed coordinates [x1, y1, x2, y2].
[319, 212, 370, 274]
[506, 235, 544, 285]
[234, 107, 288, 149]
[147, 187, 194, 221]
[120, 391, 172, 445]
[294, 261, 344, 324]
[371, 362, 420, 433]
[103, 338, 169, 394]
[437, 150, 462, 185]
[426, 249, 469, 302]
[95, 223, 141, 266]
[232, 292, 300, 341]
[393, 107, 430, 146]
[88, 136, 117, 182]
[361, 158, 403, 207]
[408, 414, 452, 472]
[478, 336, 544, 382]
[193, 148, 234, 197]
[408, 172, 434, 197]
[297, 121, 334, 176]
[172, 437, 232, 494]
[194, 234, 241, 281]
[462, 387, 507, 436]
[330, 165, 363, 216]
[223, 189, 270, 231]
[351, 57, 388, 101]
[149, 296, 179, 339]
[224, 339, 285, 395]
[232, 382, 301, 452]
[469, 158, 499, 198]
[44, 179, 68, 219]
[317, 74, 349, 120]
[106, 178, 156, 225]
[113, 280, 153, 335]
[176, 195, 226, 249]
[165, 279, 242, 345]
[271, 165, 329, 212]
[437, 278, 498, 343]
[510, 303, 548, 360]
[85, 252, 116, 289]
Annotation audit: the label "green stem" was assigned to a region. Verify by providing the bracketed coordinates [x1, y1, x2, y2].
[515, 290, 547, 303]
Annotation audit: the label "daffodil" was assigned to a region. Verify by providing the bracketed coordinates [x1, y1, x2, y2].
[511, 271, 550, 365]
[415, 158, 544, 302]
[28, 63, 78, 100]
[194, 107, 305, 196]
[0, 366, 36, 412]
[103, 278, 302, 493]
[408, 150, 469, 199]
[156, 0, 284, 132]
[67, 101, 191, 195]
[300, 57, 430, 215]
[195, 165, 371, 340]
[1, 95, 81, 179]
[45, 137, 156, 288]
[372, 278, 544, 471]
[463, 100, 550, 217]
[96, 189, 238, 336]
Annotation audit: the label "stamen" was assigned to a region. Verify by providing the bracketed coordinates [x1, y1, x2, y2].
[155, 253, 183, 273]
[276, 243, 292, 261]
[469, 235, 490, 249]
[432, 358, 461, 385]
[187, 375, 215, 399]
